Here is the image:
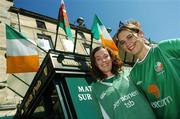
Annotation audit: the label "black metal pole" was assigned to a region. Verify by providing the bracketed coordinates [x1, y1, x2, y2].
[54, 25, 59, 50]
[7, 86, 23, 98]
[17, 9, 21, 32]
[90, 33, 93, 54]
[73, 29, 78, 53]
[12, 74, 30, 86]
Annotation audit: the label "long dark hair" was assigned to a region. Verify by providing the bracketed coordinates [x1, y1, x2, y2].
[90, 46, 123, 80]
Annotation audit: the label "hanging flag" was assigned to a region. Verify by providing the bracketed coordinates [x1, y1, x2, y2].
[6, 24, 39, 73]
[58, 0, 73, 41]
[91, 15, 119, 55]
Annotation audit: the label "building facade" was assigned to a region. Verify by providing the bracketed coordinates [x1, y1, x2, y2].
[0, 0, 136, 118]
[0, 0, 101, 117]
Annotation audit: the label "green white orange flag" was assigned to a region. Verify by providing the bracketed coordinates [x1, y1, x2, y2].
[58, 0, 73, 41]
[91, 15, 119, 55]
[6, 24, 39, 73]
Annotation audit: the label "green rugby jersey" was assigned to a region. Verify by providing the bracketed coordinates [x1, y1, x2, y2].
[130, 39, 180, 119]
[91, 71, 156, 119]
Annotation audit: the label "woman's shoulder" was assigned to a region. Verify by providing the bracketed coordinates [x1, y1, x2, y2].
[113, 70, 131, 82]
[119, 67, 131, 76]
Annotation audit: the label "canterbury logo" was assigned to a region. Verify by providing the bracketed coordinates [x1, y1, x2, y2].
[148, 84, 160, 98]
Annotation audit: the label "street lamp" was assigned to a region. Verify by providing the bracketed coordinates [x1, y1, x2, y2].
[77, 17, 85, 27]
[106, 27, 112, 33]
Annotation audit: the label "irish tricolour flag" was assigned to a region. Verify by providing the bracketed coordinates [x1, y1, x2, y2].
[6, 24, 39, 73]
[91, 15, 119, 55]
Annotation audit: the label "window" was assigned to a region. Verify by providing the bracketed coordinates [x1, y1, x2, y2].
[83, 43, 91, 55]
[37, 34, 53, 51]
[36, 20, 47, 30]
[77, 31, 85, 40]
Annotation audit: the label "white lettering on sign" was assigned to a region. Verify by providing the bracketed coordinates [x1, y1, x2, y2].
[62, 59, 80, 66]
[78, 94, 92, 101]
[78, 86, 92, 92]
[77, 86, 93, 101]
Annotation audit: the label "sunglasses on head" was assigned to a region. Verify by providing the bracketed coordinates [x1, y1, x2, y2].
[119, 21, 125, 28]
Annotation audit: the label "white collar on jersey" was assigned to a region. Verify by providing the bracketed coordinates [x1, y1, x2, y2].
[137, 47, 152, 63]
[98, 75, 115, 87]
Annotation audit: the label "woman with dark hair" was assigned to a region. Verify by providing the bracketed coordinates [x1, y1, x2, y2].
[90, 46, 122, 80]
[90, 46, 156, 119]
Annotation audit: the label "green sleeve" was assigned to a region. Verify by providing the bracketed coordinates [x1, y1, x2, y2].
[158, 38, 180, 57]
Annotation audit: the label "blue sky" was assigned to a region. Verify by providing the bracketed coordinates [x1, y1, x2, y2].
[14, 0, 180, 42]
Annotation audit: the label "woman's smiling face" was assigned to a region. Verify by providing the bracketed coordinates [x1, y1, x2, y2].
[94, 48, 113, 77]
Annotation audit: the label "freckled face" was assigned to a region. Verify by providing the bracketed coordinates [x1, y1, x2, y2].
[94, 48, 112, 75]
